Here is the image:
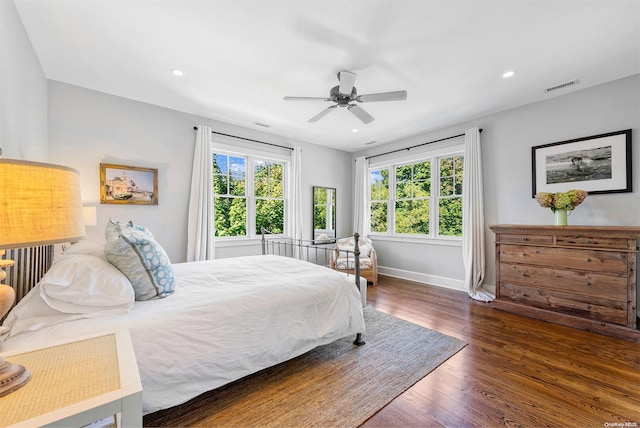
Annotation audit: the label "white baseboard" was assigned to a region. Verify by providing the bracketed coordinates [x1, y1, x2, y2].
[377, 266, 466, 292]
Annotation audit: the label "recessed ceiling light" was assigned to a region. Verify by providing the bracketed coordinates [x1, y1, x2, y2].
[171, 68, 184, 77]
[352, 128, 359, 133]
[502, 70, 516, 78]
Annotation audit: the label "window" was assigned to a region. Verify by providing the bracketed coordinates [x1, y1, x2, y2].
[213, 154, 247, 237]
[438, 155, 464, 236]
[213, 151, 287, 238]
[369, 169, 389, 233]
[369, 151, 464, 238]
[254, 160, 284, 235]
[395, 161, 431, 235]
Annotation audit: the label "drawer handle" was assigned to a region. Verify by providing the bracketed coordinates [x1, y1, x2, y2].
[521, 237, 528, 241]
[587, 240, 593, 244]
[522, 273, 529, 277]
[586, 258, 592, 262]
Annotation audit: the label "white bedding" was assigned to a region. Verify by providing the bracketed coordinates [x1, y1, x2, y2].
[1, 255, 365, 414]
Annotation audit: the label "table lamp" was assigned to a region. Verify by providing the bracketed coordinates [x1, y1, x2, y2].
[0, 159, 85, 397]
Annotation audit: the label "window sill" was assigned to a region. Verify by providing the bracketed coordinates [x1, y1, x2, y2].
[367, 234, 462, 247]
[214, 237, 263, 248]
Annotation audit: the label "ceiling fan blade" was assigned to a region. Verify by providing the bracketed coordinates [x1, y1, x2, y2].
[309, 105, 337, 122]
[284, 96, 330, 101]
[338, 71, 357, 95]
[347, 104, 374, 124]
[357, 90, 407, 102]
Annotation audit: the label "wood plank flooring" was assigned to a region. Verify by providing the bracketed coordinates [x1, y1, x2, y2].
[362, 275, 640, 428]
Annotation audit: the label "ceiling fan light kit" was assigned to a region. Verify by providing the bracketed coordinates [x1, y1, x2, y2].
[284, 71, 407, 124]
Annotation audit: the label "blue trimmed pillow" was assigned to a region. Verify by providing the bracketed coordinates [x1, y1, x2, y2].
[104, 220, 175, 301]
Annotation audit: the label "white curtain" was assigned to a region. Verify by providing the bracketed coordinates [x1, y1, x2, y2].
[186, 125, 215, 262]
[287, 146, 304, 241]
[353, 156, 369, 237]
[462, 127, 494, 302]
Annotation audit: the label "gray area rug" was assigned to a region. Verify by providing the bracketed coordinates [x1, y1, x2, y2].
[144, 307, 467, 427]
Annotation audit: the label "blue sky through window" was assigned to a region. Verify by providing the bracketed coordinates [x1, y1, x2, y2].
[215, 154, 245, 178]
[370, 170, 384, 184]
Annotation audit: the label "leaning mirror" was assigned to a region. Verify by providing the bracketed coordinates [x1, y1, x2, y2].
[313, 186, 336, 243]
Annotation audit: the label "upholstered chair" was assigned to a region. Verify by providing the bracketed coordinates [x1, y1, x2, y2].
[330, 237, 378, 285]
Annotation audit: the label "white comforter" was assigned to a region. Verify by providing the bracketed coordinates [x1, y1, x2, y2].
[1, 255, 365, 414]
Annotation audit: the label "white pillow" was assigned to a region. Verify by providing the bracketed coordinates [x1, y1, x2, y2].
[61, 240, 106, 259]
[39, 254, 134, 312]
[2, 285, 131, 339]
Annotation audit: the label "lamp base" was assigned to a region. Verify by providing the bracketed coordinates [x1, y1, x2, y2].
[0, 356, 31, 397]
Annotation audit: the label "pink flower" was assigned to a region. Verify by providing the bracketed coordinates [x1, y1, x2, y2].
[535, 192, 553, 208]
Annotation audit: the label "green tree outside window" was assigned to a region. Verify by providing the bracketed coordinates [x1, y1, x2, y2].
[395, 161, 430, 235]
[438, 155, 463, 236]
[368, 153, 463, 238]
[213, 153, 285, 238]
[370, 169, 389, 233]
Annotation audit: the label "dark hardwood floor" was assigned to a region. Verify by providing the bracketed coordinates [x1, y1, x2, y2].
[363, 275, 640, 428]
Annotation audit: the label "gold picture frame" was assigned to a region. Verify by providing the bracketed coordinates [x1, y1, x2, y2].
[100, 163, 158, 205]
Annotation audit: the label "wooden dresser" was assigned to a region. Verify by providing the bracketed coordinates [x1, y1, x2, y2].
[490, 225, 640, 342]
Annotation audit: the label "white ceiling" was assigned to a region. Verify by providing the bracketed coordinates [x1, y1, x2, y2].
[14, 0, 640, 152]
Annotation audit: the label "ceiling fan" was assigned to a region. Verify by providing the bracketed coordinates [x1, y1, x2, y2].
[283, 71, 407, 124]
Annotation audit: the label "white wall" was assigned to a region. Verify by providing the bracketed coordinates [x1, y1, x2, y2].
[46, 81, 354, 263]
[354, 74, 640, 292]
[0, 0, 47, 160]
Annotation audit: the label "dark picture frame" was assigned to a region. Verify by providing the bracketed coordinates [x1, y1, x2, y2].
[531, 129, 632, 197]
[100, 163, 158, 205]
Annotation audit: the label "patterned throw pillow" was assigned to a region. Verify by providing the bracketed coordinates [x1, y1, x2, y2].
[104, 220, 175, 301]
[336, 238, 371, 258]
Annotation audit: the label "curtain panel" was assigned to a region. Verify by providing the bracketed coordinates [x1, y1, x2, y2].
[186, 125, 215, 262]
[287, 147, 304, 241]
[462, 127, 494, 302]
[353, 156, 370, 237]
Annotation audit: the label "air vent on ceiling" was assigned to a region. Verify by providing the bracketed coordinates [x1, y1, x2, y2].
[253, 121, 270, 128]
[544, 79, 579, 93]
[365, 141, 377, 146]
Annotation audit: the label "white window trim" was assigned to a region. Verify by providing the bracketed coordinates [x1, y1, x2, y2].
[371, 234, 462, 247]
[368, 143, 464, 241]
[212, 142, 291, 241]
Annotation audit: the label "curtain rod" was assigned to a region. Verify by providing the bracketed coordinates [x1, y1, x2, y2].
[193, 126, 294, 151]
[365, 128, 483, 161]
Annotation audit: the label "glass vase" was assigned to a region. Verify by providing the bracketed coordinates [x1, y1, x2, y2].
[554, 209, 568, 226]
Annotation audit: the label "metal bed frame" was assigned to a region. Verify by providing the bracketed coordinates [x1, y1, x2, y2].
[261, 228, 365, 346]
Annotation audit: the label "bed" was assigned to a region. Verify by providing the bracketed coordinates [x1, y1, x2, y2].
[0, 224, 365, 415]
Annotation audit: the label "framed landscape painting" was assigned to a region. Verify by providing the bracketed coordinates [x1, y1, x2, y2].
[531, 129, 632, 197]
[100, 163, 158, 205]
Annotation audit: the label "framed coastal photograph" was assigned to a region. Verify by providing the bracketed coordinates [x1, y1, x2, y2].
[531, 129, 632, 197]
[100, 163, 158, 205]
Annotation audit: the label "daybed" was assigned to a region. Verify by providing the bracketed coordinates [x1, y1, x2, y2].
[0, 224, 365, 415]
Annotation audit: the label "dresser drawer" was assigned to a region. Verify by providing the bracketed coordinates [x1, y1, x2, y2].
[556, 235, 632, 250]
[497, 234, 554, 245]
[499, 262, 628, 301]
[499, 245, 629, 275]
[499, 282, 628, 325]
[491, 224, 640, 341]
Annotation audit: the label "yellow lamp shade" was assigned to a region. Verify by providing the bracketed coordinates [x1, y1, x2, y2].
[0, 159, 85, 249]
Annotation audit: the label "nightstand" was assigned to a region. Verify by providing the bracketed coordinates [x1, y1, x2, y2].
[0, 330, 142, 427]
